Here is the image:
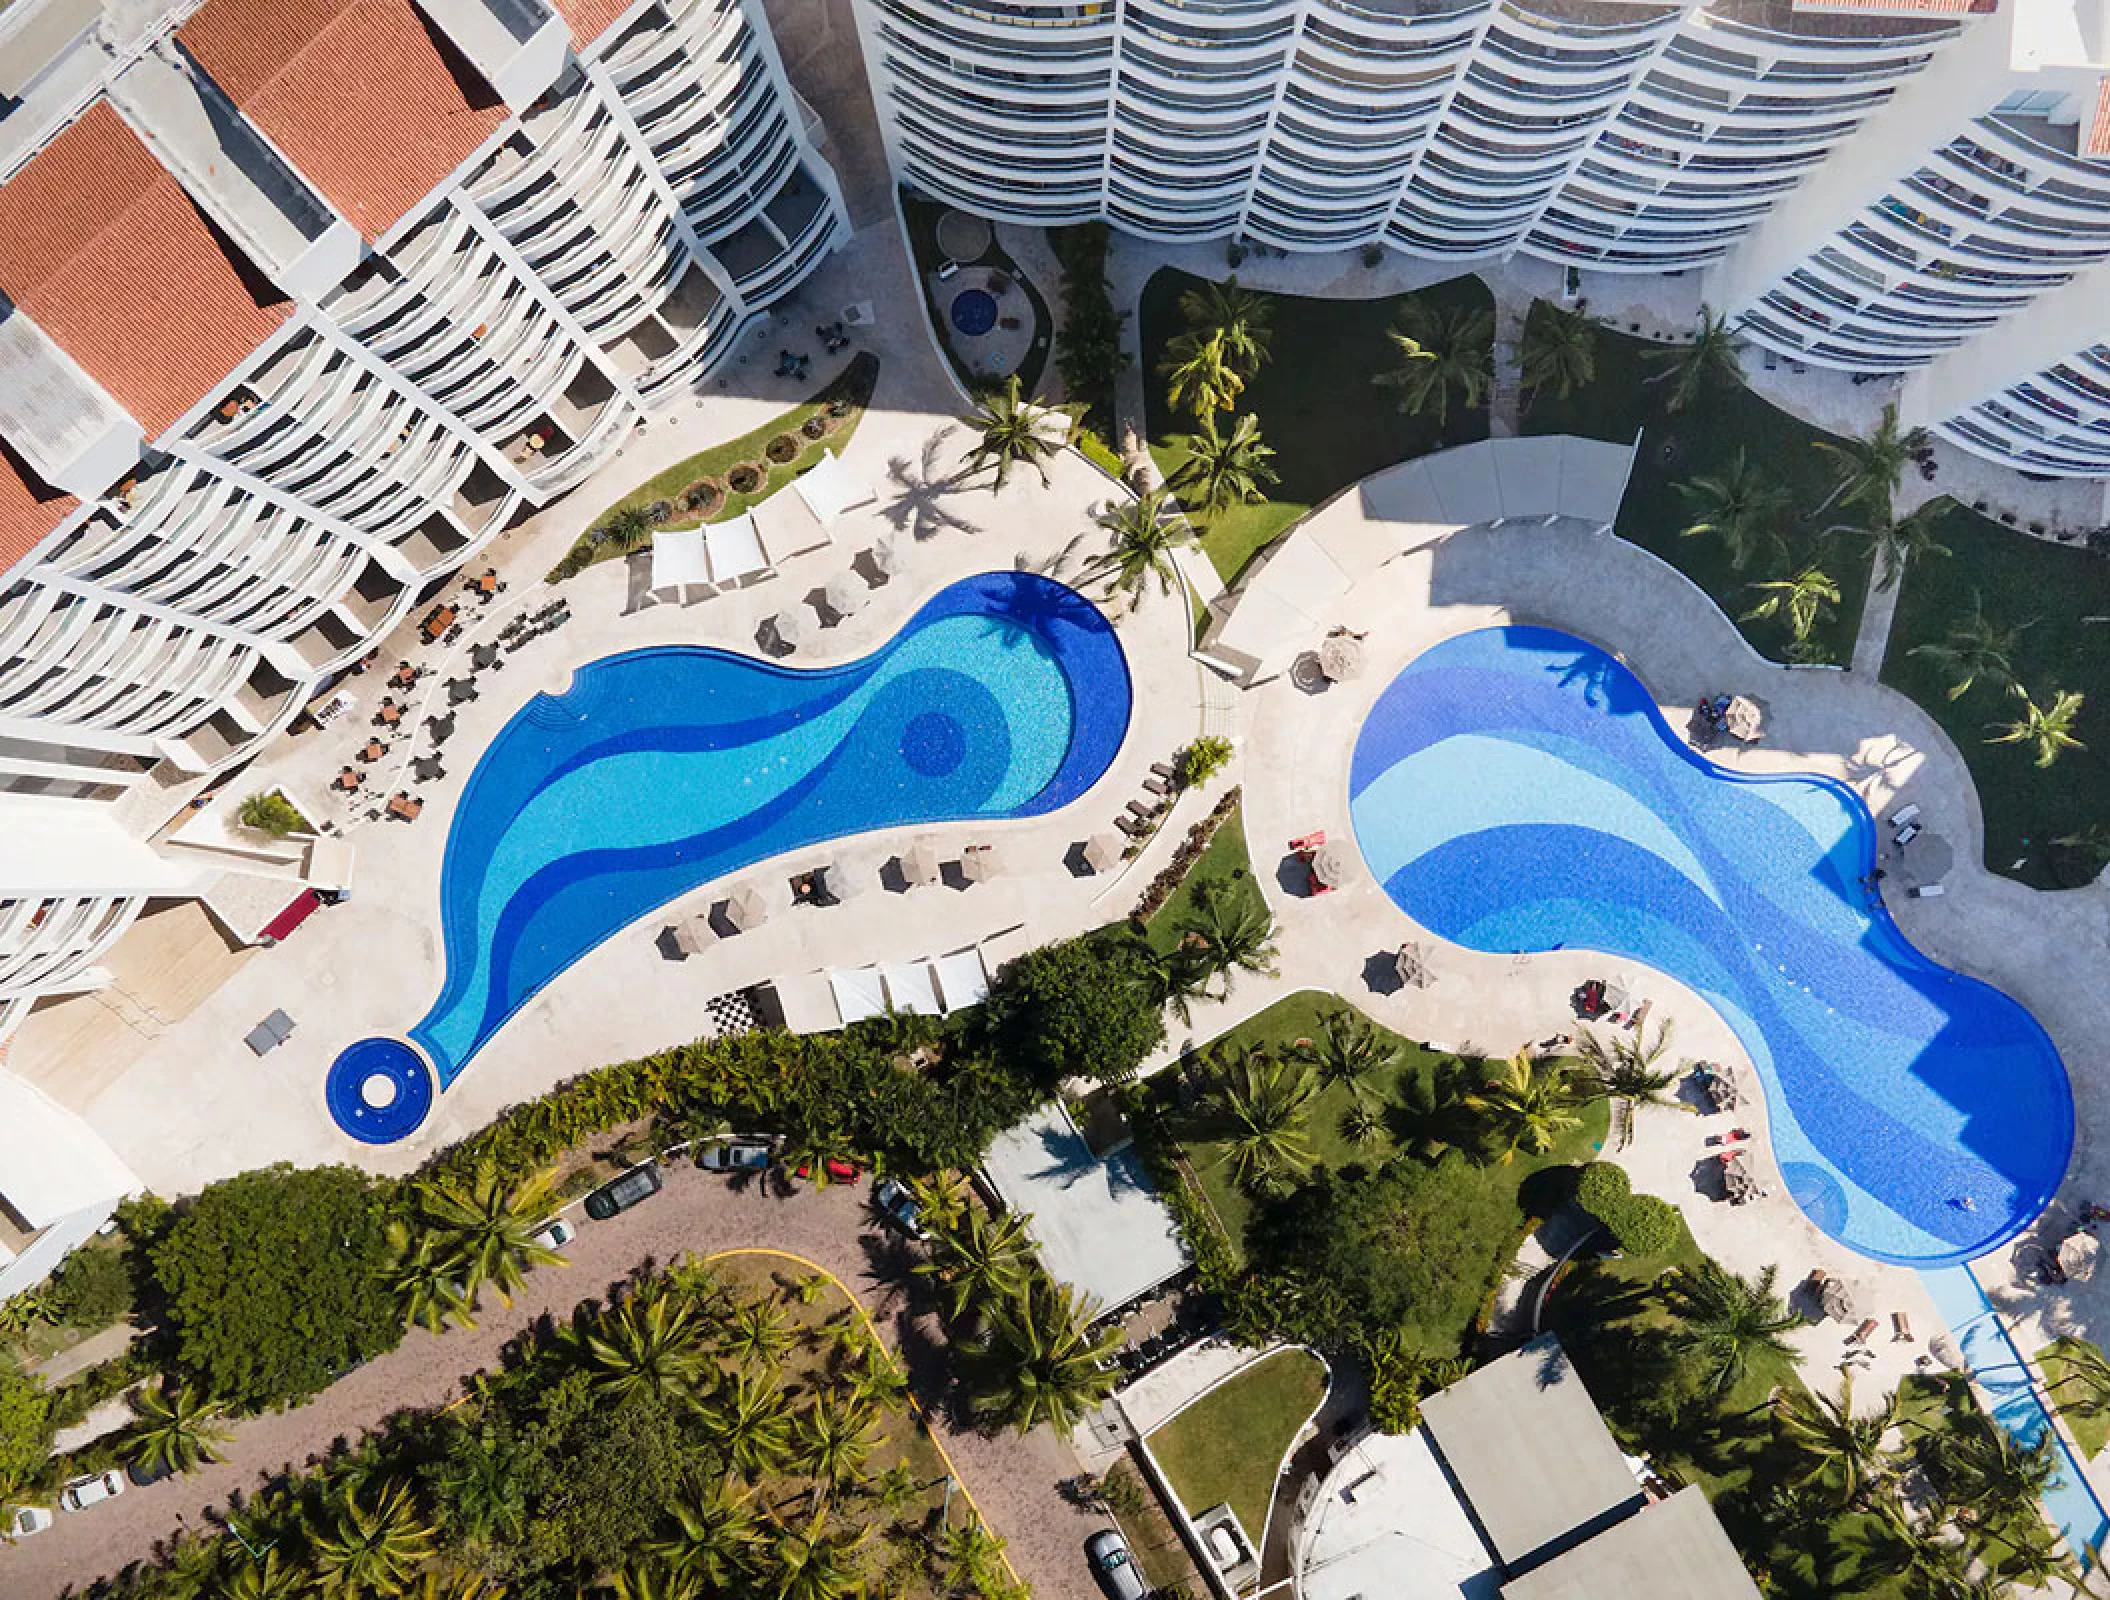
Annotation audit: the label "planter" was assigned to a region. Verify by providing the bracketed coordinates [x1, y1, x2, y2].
[727, 461, 767, 496]
[801, 413, 836, 442]
[680, 477, 724, 516]
[765, 432, 803, 466]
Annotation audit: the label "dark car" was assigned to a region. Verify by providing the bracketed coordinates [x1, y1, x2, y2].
[699, 1136, 779, 1172]
[125, 1456, 175, 1490]
[1086, 1530, 1147, 1600]
[584, 1163, 663, 1220]
[872, 1178, 929, 1240]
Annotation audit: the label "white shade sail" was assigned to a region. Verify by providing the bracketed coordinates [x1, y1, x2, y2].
[650, 527, 711, 591]
[703, 512, 770, 581]
[933, 947, 991, 1011]
[830, 967, 889, 1025]
[882, 960, 943, 1016]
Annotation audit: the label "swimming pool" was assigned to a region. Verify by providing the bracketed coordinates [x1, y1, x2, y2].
[327, 572, 1130, 1143]
[1348, 626, 2072, 1266]
[951, 289, 999, 337]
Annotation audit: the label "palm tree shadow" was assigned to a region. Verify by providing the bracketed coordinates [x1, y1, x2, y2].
[883, 433, 980, 545]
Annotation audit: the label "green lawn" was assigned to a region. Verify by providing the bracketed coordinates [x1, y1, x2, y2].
[2037, 1336, 2110, 1458]
[1520, 306, 1872, 666]
[1141, 270, 1494, 586]
[1879, 499, 2110, 886]
[1142, 804, 1264, 955]
[550, 353, 878, 580]
[1147, 1348, 1326, 1539]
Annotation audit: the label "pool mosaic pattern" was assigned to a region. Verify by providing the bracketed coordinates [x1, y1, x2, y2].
[327, 573, 1130, 1143]
[1348, 626, 2072, 1266]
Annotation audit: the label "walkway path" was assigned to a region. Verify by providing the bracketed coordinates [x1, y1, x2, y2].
[1, 1171, 1106, 1600]
[1851, 558, 1905, 678]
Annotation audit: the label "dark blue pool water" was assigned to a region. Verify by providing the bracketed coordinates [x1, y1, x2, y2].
[1348, 626, 2072, 1266]
[951, 288, 999, 336]
[327, 573, 1130, 1143]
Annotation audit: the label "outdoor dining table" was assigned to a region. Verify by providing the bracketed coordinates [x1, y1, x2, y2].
[422, 604, 457, 640]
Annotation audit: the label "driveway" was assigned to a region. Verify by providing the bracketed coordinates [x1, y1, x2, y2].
[6, 1164, 1108, 1600]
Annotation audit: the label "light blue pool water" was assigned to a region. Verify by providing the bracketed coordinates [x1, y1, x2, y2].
[327, 573, 1130, 1143]
[1348, 626, 2073, 1266]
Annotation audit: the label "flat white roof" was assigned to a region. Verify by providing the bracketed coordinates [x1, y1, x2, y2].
[1297, 1428, 1502, 1600]
[0, 1071, 140, 1227]
[981, 1102, 1188, 1312]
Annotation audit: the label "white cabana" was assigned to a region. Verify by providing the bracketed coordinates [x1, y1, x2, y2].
[882, 960, 943, 1016]
[795, 449, 861, 530]
[650, 527, 712, 593]
[703, 512, 770, 583]
[829, 966, 889, 1025]
[933, 947, 991, 1012]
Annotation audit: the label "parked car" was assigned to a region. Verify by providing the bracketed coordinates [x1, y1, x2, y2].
[584, 1163, 663, 1221]
[699, 1135, 780, 1173]
[531, 1215, 576, 1252]
[792, 1157, 863, 1185]
[58, 1472, 126, 1513]
[6, 1504, 53, 1538]
[1086, 1530, 1147, 1600]
[126, 1456, 175, 1488]
[872, 1178, 929, 1240]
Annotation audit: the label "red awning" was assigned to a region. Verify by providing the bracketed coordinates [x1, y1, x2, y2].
[260, 889, 321, 943]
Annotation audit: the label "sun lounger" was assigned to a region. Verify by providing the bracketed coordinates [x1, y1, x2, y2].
[1115, 814, 1148, 838]
[1910, 883, 1945, 899]
[1150, 762, 1176, 781]
[1848, 1317, 1879, 1347]
[1890, 803, 1921, 829]
[1895, 821, 1922, 846]
[1143, 776, 1169, 796]
[1126, 799, 1155, 819]
[1892, 1312, 1913, 1342]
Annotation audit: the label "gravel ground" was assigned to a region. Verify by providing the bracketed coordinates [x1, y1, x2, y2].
[4, 1165, 1110, 1600]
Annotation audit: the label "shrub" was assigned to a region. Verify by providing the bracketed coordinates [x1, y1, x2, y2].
[1575, 1161, 1631, 1218]
[1174, 735, 1235, 790]
[800, 413, 834, 441]
[44, 1243, 133, 1330]
[235, 791, 306, 838]
[1129, 788, 1242, 922]
[765, 432, 803, 465]
[1603, 1194, 1681, 1259]
[1361, 242, 1384, 268]
[727, 461, 766, 495]
[1051, 224, 1129, 434]
[151, 1164, 401, 1410]
[679, 478, 723, 516]
[983, 932, 1166, 1086]
[0, 1365, 52, 1487]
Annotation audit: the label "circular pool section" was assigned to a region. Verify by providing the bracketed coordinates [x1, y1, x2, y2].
[1347, 625, 2073, 1266]
[951, 289, 999, 337]
[326, 1038, 433, 1145]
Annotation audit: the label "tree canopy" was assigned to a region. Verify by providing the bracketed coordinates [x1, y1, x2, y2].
[985, 932, 1166, 1084]
[151, 1163, 402, 1409]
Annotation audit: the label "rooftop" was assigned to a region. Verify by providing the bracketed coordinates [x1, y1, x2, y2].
[1498, 1486, 1762, 1600]
[552, 0, 639, 47]
[1418, 1336, 1644, 1572]
[0, 100, 290, 436]
[1295, 1427, 1503, 1600]
[0, 436, 79, 569]
[177, 0, 509, 240]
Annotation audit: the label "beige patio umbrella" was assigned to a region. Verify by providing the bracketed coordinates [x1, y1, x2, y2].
[1820, 1275, 1857, 1322]
[1723, 695, 1764, 743]
[1084, 833, 1122, 874]
[726, 885, 769, 931]
[823, 573, 868, 618]
[670, 916, 716, 957]
[1319, 633, 1365, 683]
[770, 606, 810, 648]
[868, 537, 901, 577]
[961, 844, 1003, 884]
[2060, 1230, 2101, 1283]
[1394, 942, 1432, 989]
[900, 839, 941, 887]
[1310, 841, 1353, 890]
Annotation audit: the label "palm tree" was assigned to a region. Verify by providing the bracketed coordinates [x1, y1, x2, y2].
[1177, 277, 1272, 380]
[223, 1549, 309, 1600]
[1664, 1261, 1802, 1396]
[236, 792, 306, 837]
[408, 1164, 565, 1309]
[1575, 1020, 1681, 1120]
[1463, 1048, 1585, 1163]
[1291, 1008, 1402, 1094]
[1676, 448, 1792, 572]
[1644, 305, 1745, 413]
[594, 503, 660, 555]
[724, 1297, 796, 1369]
[769, 1509, 873, 1600]
[842, 1341, 911, 1414]
[1773, 1373, 1903, 1507]
[1339, 1094, 1387, 1152]
[1175, 883, 1278, 997]
[963, 1274, 1122, 1436]
[1394, 1068, 1476, 1162]
[1743, 567, 1841, 651]
[1988, 685, 2086, 768]
[794, 1393, 880, 1502]
[709, 1370, 797, 1477]
[957, 375, 1078, 493]
[905, 1171, 975, 1233]
[605, 1563, 704, 1600]
[408, 1574, 507, 1600]
[934, 1514, 1009, 1597]
[574, 1292, 707, 1402]
[1813, 403, 1922, 520]
[650, 1476, 761, 1586]
[917, 1204, 1036, 1323]
[1842, 501, 1952, 592]
[122, 1384, 230, 1478]
[1935, 1410, 2059, 1524]
[1159, 328, 1245, 420]
[306, 1480, 439, 1597]
[1520, 301, 1597, 404]
[1141, 940, 1214, 1026]
[1372, 300, 1494, 427]
[1908, 592, 2028, 702]
[1213, 1050, 1320, 1194]
[1084, 486, 1192, 612]
[388, 1223, 475, 1333]
[1174, 411, 1279, 514]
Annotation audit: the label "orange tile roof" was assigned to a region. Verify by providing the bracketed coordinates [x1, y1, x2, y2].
[2087, 77, 2110, 160]
[1791, 0, 1988, 12]
[554, 0, 639, 47]
[178, 0, 509, 241]
[0, 438, 79, 576]
[0, 102, 291, 438]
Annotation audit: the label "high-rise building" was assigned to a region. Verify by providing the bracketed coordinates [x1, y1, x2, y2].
[0, 0, 845, 1049]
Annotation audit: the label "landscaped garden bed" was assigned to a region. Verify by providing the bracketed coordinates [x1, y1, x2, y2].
[900, 191, 1051, 397]
[1146, 1347, 1325, 1540]
[550, 351, 878, 580]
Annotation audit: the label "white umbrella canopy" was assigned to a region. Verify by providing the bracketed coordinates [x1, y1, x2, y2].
[816, 862, 861, 903]
[961, 844, 1003, 884]
[1394, 942, 1431, 989]
[771, 607, 810, 647]
[669, 918, 709, 956]
[1820, 1275, 1857, 1321]
[1319, 633, 1365, 682]
[1310, 841, 1353, 889]
[868, 538, 901, 577]
[900, 840, 941, 886]
[726, 885, 769, 930]
[2061, 1230, 2101, 1282]
[1084, 833, 1122, 873]
[1723, 695, 1764, 742]
[823, 573, 868, 617]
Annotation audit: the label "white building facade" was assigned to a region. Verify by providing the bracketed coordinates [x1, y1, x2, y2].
[0, 0, 844, 1140]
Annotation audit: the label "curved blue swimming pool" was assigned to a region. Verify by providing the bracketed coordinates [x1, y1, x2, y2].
[329, 573, 1130, 1143]
[1348, 626, 2072, 1266]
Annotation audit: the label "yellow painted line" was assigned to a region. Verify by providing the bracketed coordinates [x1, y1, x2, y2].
[706, 1246, 1029, 1591]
